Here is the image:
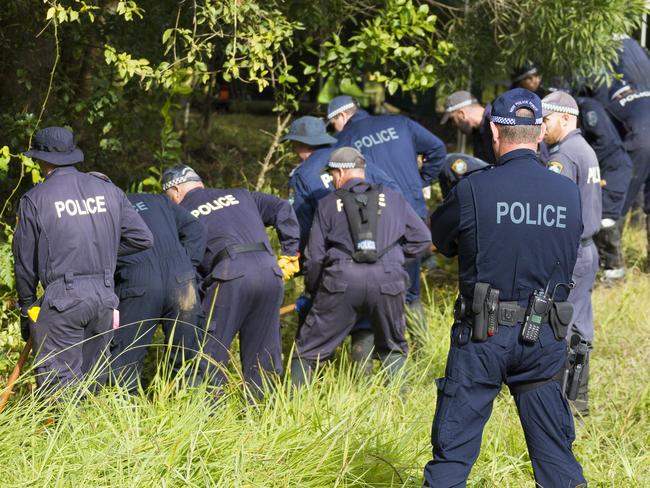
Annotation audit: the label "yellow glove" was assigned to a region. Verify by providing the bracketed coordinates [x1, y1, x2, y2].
[27, 305, 41, 322]
[278, 255, 300, 281]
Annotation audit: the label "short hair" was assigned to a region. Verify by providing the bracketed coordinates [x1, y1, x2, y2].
[496, 108, 541, 144]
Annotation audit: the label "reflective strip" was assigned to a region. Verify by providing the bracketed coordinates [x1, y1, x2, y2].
[542, 102, 579, 116]
[327, 102, 356, 120]
[444, 99, 475, 113]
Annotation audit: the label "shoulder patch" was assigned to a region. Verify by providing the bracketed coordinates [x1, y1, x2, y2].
[547, 161, 563, 174]
[451, 158, 468, 176]
[585, 110, 598, 128]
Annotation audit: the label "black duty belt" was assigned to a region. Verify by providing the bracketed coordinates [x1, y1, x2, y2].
[58, 270, 113, 289]
[580, 237, 594, 247]
[214, 242, 268, 263]
[455, 296, 550, 326]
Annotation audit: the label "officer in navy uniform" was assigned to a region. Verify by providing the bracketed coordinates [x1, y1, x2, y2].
[438, 153, 489, 197]
[162, 165, 300, 396]
[510, 62, 547, 98]
[14, 127, 153, 394]
[285, 116, 401, 371]
[291, 147, 432, 385]
[542, 91, 602, 416]
[327, 95, 446, 332]
[423, 89, 586, 487]
[606, 79, 650, 256]
[576, 94, 633, 282]
[109, 193, 207, 392]
[441, 91, 496, 165]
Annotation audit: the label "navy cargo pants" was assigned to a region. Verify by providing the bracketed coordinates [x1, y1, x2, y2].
[423, 321, 586, 487]
[202, 256, 284, 393]
[294, 261, 409, 365]
[110, 257, 204, 391]
[30, 275, 118, 395]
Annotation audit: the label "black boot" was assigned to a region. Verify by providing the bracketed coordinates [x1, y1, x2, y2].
[350, 329, 375, 375]
[290, 357, 315, 387]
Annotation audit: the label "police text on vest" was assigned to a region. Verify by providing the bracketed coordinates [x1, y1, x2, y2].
[353, 128, 399, 150]
[496, 202, 566, 228]
[54, 196, 107, 218]
[191, 195, 240, 217]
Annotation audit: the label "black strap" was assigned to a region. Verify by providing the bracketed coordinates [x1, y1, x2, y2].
[214, 242, 267, 263]
[335, 184, 383, 263]
[508, 378, 555, 395]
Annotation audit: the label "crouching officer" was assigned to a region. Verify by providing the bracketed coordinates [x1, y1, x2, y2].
[291, 147, 432, 385]
[422, 89, 586, 487]
[162, 165, 300, 396]
[109, 193, 207, 392]
[576, 94, 632, 283]
[14, 127, 153, 395]
[438, 153, 489, 197]
[542, 91, 602, 416]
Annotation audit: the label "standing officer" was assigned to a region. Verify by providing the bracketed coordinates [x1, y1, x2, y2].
[110, 193, 206, 392]
[423, 89, 586, 487]
[14, 127, 153, 395]
[291, 147, 432, 385]
[510, 62, 547, 97]
[328, 95, 446, 328]
[441, 91, 496, 165]
[285, 116, 400, 370]
[162, 165, 300, 396]
[542, 91, 602, 416]
[576, 94, 633, 283]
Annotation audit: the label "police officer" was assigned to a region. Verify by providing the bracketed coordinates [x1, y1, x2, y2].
[510, 62, 547, 98]
[423, 89, 586, 487]
[576, 94, 633, 282]
[285, 116, 400, 370]
[162, 165, 300, 396]
[110, 193, 206, 392]
[438, 153, 489, 198]
[291, 147, 432, 385]
[328, 95, 446, 328]
[441, 91, 496, 165]
[606, 79, 650, 253]
[542, 91, 601, 416]
[14, 127, 153, 394]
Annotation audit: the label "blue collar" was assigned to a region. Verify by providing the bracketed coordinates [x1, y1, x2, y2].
[549, 129, 582, 154]
[46, 165, 79, 180]
[496, 148, 537, 166]
[341, 177, 368, 191]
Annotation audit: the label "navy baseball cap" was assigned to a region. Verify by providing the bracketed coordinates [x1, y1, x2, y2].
[327, 96, 358, 120]
[489, 88, 543, 126]
[162, 164, 202, 191]
[282, 116, 337, 146]
[322, 147, 365, 173]
[25, 127, 84, 166]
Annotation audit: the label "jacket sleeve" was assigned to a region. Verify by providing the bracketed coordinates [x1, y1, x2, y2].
[251, 191, 300, 256]
[117, 190, 154, 256]
[400, 196, 433, 257]
[407, 118, 447, 186]
[169, 200, 207, 267]
[430, 184, 462, 257]
[13, 197, 40, 308]
[303, 205, 328, 293]
[291, 174, 316, 253]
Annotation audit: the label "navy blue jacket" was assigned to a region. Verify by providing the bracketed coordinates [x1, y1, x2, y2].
[304, 178, 431, 293]
[288, 146, 400, 252]
[577, 96, 633, 218]
[607, 90, 650, 151]
[334, 110, 446, 218]
[13, 166, 153, 308]
[471, 103, 497, 165]
[117, 193, 206, 272]
[430, 149, 582, 303]
[438, 153, 489, 197]
[179, 187, 300, 283]
[614, 36, 650, 91]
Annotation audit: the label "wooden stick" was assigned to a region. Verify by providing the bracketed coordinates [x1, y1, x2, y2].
[0, 339, 32, 414]
[280, 304, 296, 316]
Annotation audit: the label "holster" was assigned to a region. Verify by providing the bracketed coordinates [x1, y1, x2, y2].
[471, 283, 493, 342]
[550, 301, 573, 340]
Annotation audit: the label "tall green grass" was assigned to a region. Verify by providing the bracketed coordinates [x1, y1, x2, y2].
[1, 228, 649, 487]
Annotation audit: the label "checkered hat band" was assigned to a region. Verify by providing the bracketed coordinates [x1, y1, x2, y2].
[162, 175, 190, 191]
[327, 102, 356, 120]
[445, 99, 474, 113]
[328, 161, 358, 169]
[490, 115, 543, 125]
[542, 102, 579, 116]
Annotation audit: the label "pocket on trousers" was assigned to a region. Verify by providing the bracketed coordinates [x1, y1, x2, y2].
[119, 287, 147, 299]
[49, 297, 84, 312]
[175, 270, 195, 284]
[379, 281, 405, 296]
[432, 376, 462, 451]
[322, 275, 348, 293]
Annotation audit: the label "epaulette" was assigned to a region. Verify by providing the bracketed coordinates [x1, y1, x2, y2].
[87, 171, 112, 183]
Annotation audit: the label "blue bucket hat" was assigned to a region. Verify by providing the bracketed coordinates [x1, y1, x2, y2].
[25, 127, 84, 166]
[282, 116, 337, 146]
[327, 95, 358, 120]
[490, 88, 543, 126]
